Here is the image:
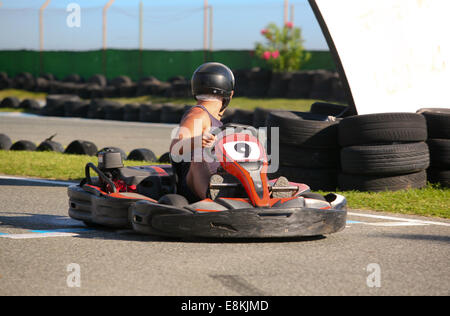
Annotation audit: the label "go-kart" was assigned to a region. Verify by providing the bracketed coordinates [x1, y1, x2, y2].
[68, 124, 347, 238]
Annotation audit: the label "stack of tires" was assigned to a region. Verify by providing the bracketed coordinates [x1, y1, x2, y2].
[421, 109, 450, 187]
[267, 111, 341, 191]
[338, 113, 429, 191]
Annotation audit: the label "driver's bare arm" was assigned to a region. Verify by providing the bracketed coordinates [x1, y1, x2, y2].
[170, 107, 213, 155]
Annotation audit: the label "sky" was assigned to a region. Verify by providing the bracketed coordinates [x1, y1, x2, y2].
[0, 0, 329, 51]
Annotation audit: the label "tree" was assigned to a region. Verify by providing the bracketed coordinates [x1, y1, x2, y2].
[255, 22, 311, 72]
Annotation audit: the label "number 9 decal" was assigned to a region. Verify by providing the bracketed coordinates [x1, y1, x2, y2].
[223, 141, 261, 161]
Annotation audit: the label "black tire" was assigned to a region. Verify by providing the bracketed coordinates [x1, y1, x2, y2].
[13, 72, 34, 90]
[87, 99, 109, 119]
[158, 194, 189, 207]
[63, 74, 83, 83]
[309, 70, 334, 100]
[221, 108, 236, 124]
[310, 102, 348, 117]
[34, 77, 50, 92]
[427, 139, 450, 168]
[103, 101, 124, 121]
[87, 74, 107, 87]
[42, 95, 81, 117]
[427, 168, 450, 187]
[123, 103, 140, 121]
[270, 166, 338, 191]
[10, 140, 36, 151]
[253, 107, 276, 128]
[421, 111, 450, 139]
[339, 113, 427, 146]
[36, 140, 64, 153]
[160, 104, 185, 124]
[338, 171, 427, 192]
[127, 148, 157, 162]
[0, 134, 12, 150]
[340, 142, 430, 176]
[246, 68, 272, 97]
[119, 83, 138, 98]
[1, 96, 20, 108]
[64, 100, 90, 118]
[64, 140, 98, 156]
[110, 76, 132, 88]
[267, 111, 340, 148]
[286, 71, 314, 99]
[279, 144, 340, 169]
[139, 103, 162, 123]
[267, 72, 292, 98]
[232, 109, 254, 126]
[158, 152, 171, 163]
[19, 99, 41, 112]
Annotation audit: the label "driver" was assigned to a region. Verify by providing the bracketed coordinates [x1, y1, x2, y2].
[170, 62, 235, 202]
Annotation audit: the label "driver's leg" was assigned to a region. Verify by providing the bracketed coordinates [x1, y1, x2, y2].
[186, 162, 211, 200]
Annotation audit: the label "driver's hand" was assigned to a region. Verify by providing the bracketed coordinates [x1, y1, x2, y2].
[202, 132, 216, 148]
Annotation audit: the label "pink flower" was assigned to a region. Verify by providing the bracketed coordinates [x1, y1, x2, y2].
[271, 50, 280, 59]
[285, 21, 293, 29]
[262, 51, 271, 60]
[261, 29, 268, 35]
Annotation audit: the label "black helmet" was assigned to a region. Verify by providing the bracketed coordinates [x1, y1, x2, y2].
[191, 62, 235, 111]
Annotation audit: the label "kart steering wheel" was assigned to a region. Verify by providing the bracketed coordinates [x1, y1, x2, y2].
[84, 162, 117, 193]
[203, 124, 259, 162]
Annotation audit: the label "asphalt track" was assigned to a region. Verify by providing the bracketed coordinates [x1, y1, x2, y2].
[0, 113, 175, 155]
[0, 114, 449, 296]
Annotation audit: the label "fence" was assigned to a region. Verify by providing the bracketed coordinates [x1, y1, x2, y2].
[0, 49, 335, 82]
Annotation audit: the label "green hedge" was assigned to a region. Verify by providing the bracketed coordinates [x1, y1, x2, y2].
[0, 49, 335, 82]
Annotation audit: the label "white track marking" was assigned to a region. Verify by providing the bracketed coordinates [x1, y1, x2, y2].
[348, 212, 450, 227]
[0, 175, 75, 186]
[0, 232, 80, 239]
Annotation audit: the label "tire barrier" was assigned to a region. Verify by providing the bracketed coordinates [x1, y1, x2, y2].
[0, 134, 167, 165]
[267, 111, 341, 191]
[422, 109, 450, 187]
[0, 69, 347, 102]
[41, 94, 81, 117]
[338, 113, 429, 191]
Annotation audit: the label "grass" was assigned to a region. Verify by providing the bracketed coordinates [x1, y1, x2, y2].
[0, 89, 47, 102]
[322, 187, 450, 219]
[0, 150, 448, 218]
[0, 88, 319, 112]
[0, 150, 154, 181]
